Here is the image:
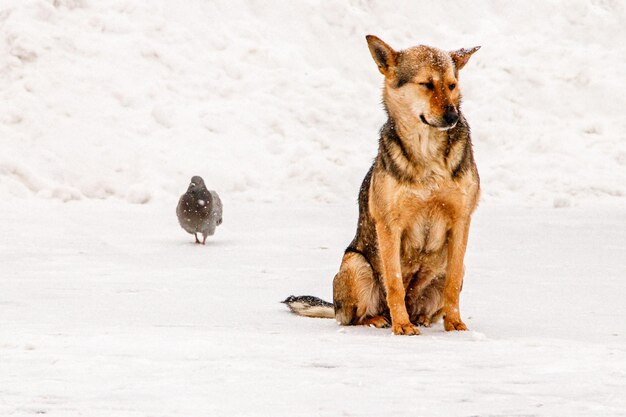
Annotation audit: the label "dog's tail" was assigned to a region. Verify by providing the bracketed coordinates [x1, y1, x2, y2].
[281, 295, 335, 319]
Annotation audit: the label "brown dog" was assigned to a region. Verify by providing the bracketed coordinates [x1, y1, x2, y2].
[284, 35, 480, 335]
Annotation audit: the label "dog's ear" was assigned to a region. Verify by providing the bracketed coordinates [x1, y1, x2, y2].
[450, 46, 481, 70]
[366, 35, 398, 76]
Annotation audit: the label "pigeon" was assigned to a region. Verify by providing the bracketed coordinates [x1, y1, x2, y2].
[176, 176, 223, 244]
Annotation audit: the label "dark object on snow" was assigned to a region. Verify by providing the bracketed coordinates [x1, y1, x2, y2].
[282, 295, 335, 319]
[176, 176, 223, 244]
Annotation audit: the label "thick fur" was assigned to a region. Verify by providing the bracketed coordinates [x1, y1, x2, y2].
[284, 35, 480, 335]
[282, 295, 334, 319]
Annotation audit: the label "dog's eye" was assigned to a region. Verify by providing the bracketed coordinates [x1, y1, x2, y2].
[448, 83, 457, 91]
[419, 82, 434, 91]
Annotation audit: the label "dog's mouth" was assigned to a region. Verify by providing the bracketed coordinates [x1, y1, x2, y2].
[420, 114, 457, 131]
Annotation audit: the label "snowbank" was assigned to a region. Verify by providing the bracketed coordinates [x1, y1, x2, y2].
[1, 0, 624, 206]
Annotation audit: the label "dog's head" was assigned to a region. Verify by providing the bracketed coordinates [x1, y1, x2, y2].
[366, 35, 479, 130]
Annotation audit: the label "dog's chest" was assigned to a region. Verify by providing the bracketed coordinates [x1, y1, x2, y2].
[403, 209, 449, 255]
[398, 185, 455, 255]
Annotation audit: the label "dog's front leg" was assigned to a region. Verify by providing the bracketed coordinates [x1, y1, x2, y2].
[376, 223, 420, 336]
[443, 217, 471, 331]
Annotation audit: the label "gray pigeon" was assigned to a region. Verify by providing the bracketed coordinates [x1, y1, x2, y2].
[176, 176, 223, 244]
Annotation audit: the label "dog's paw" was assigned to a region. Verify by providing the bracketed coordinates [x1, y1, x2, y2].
[392, 322, 421, 336]
[444, 318, 468, 331]
[361, 315, 390, 328]
[416, 315, 432, 327]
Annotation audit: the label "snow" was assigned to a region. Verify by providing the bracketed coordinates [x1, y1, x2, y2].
[1, 201, 625, 416]
[0, 0, 625, 206]
[1, 0, 626, 415]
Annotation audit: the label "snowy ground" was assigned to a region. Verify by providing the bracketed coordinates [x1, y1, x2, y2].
[1, 201, 625, 417]
[1, 0, 626, 415]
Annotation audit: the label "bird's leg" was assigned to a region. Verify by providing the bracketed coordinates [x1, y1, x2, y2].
[194, 233, 201, 244]
[202, 234, 207, 245]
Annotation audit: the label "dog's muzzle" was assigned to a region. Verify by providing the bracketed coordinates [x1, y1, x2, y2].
[443, 108, 459, 126]
[420, 112, 458, 130]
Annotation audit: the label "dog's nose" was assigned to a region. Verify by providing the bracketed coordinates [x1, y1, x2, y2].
[443, 107, 459, 125]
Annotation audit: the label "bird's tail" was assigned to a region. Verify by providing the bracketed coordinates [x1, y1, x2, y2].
[282, 295, 335, 319]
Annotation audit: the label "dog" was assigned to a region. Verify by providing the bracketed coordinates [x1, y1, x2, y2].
[283, 35, 480, 335]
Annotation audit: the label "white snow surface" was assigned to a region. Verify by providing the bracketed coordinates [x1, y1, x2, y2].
[2, 1, 626, 416]
[1, 0, 625, 206]
[1, 201, 625, 416]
